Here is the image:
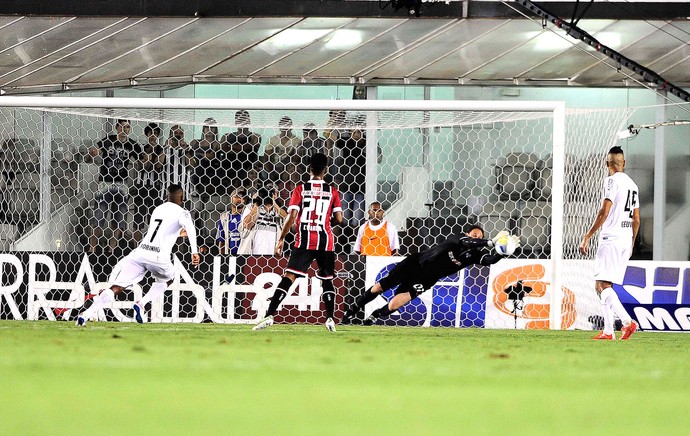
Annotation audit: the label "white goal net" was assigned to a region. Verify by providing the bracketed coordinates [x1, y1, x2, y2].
[0, 97, 632, 329]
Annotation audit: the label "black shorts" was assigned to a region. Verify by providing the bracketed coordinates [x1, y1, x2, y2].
[378, 254, 437, 298]
[285, 247, 336, 280]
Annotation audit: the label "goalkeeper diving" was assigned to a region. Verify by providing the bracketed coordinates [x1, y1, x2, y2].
[342, 225, 520, 325]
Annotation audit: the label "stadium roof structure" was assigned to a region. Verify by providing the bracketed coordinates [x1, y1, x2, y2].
[0, 0, 689, 95]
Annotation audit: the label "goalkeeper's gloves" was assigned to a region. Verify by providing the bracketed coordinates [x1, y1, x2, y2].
[497, 235, 522, 257]
[489, 230, 510, 247]
[509, 235, 521, 249]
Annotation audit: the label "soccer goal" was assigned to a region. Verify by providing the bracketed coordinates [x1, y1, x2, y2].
[0, 96, 632, 329]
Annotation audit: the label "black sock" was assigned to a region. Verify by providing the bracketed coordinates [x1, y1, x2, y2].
[344, 286, 375, 320]
[354, 286, 377, 309]
[322, 280, 336, 319]
[372, 304, 394, 319]
[266, 276, 292, 316]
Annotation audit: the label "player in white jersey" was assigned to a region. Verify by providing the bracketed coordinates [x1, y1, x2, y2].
[580, 146, 640, 340]
[76, 184, 200, 326]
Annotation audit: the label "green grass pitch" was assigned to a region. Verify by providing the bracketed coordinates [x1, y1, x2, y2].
[1, 321, 689, 435]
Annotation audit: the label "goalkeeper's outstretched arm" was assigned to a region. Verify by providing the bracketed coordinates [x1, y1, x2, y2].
[458, 235, 494, 249]
[479, 252, 506, 266]
[479, 232, 521, 266]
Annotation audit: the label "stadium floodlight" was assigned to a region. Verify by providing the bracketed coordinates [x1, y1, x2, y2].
[617, 120, 690, 140]
[616, 125, 639, 140]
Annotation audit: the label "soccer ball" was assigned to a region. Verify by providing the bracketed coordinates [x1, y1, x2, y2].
[495, 234, 517, 256]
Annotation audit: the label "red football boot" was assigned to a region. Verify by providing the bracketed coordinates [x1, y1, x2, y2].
[620, 320, 639, 340]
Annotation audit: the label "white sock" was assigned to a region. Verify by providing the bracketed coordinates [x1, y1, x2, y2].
[82, 288, 114, 321]
[602, 287, 632, 326]
[600, 292, 615, 335]
[139, 282, 167, 306]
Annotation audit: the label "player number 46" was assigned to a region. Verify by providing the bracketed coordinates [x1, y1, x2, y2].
[624, 190, 638, 219]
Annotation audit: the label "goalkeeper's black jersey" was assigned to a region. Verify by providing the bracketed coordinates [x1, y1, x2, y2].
[417, 234, 504, 281]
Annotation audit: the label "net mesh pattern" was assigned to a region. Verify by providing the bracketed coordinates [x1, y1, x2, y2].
[0, 102, 632, 329]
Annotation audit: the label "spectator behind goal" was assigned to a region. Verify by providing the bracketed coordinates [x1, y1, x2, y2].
[87, 118, 142, 253]
[220, 110, 262, 186]
[132, 123, 164, 245]
[240, 187, 287, 255]
[263, 116, 300, 179]
[353, 201, 399, 256]
[216, 188, 246, 255]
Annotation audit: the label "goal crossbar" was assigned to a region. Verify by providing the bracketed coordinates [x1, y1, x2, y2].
[0, 96, 565, 113]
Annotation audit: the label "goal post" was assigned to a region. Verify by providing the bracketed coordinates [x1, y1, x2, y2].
[550, 102, 566, 330]
[0, 96, 630, 329]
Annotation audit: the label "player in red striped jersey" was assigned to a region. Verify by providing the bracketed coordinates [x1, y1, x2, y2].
[253, 153, 344, 332]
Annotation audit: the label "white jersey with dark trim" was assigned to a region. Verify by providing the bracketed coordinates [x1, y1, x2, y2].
[600, 172, 639, 242]
[135, 201, 198, 261]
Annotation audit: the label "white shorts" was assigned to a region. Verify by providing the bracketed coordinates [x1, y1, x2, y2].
[594, 240, 631, 285]
[109, 252, 175, 287]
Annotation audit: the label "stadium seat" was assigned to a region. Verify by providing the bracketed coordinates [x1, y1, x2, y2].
[427, 215, 469, 246]
[405, 217, 427, 251]
[518, 201, 552, 256]
[431, 180, 455, 217]
[398, 232, 415, 256]
[13, 172, 39, 190]
[494, 152, 538, 200]
[51, 160, 78, 190]
[2, 138, 39, 172]
[376, 180, 399, 210]
[5, 172, 40, 218]
[477, 201, 518, 237]
[535, 156, 552, 200]
[563, 201, 590, 257]
[51, 147, 79, 211]
[0, 223, 18, 250]
[567, 155, 603, 203]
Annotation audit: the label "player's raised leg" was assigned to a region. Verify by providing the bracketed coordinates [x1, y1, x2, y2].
[77, 287, 118, 326]
[342, 285, 381, 324]
[76, 255, 144, 326]
[253, 276, 293, 331]
[363, 288, 414, 324]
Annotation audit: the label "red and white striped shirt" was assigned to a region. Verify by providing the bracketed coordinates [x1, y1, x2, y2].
[288, 180, 342, 251]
